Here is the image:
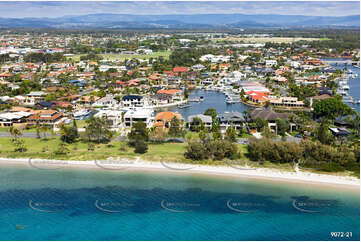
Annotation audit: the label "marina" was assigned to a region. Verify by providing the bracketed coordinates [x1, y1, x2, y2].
[324, 58, 361, 112]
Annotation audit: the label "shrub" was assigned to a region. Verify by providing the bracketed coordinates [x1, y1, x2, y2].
[134, 140, 148, 154]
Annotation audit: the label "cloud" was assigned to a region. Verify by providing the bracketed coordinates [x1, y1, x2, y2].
[0, 1, 359, 18]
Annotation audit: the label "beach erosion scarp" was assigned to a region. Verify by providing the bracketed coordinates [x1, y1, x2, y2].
[0, 157, 359, 189]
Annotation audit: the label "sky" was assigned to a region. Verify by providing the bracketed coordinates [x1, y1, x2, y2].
[0, 1, 359, 18]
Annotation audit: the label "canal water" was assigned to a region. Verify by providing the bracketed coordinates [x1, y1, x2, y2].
[158, 59, 360, 119]
[166, 89, 250, 120]
[322, 58, 360, 113]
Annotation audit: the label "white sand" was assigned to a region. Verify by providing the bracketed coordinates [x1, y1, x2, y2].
[0, 157, 359, 188]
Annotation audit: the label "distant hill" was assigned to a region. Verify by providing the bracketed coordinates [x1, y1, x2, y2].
[0, 13, 359, 29]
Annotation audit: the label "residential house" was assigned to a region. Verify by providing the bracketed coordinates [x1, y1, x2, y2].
[123, 109, 154, 129]
[265, 60, 277, 67]
[94, 110, 124, 131]
[122, 95, 145, 108]
[27, 109, 64, 128]
[154, 111, 182, 129]
[24, 91, 46, 106]
[157, 89, 182, 102]
[150, 93, 173, 106]
[249, 107, 295, 133]
[217, 112, 245, 133]
[187, 114, 212, 130]
[0, 111, 31, 127]
[92, 95, 118, 108]
[269, 97, 304, 108]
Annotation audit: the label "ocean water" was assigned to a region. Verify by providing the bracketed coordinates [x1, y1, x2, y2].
[0, 165, 359, 241]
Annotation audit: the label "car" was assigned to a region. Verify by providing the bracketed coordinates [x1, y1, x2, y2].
[294, 134, 302, 138]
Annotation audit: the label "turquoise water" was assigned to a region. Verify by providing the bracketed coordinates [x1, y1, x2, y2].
[0, 165, 359, 241]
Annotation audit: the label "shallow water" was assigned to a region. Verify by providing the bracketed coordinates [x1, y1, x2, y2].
[0, 165, 359, 241]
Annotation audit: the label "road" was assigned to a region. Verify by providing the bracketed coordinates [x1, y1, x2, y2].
[0, 132, 58, 138]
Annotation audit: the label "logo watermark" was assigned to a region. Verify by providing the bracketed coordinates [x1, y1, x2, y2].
[94, 157, 139, 171]
[291, 196, 336, 213]
[159, 159, 195, 171]
[94, 200, 135, 213]
[225, 159, 257, 171]
[28, 158, 67, 170]
[29, 200, 67, 213]
[160, 200, 200, 213]
[226, 199, 265, 213]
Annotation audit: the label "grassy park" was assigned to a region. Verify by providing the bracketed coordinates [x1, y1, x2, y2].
[0, 136, 251, 165]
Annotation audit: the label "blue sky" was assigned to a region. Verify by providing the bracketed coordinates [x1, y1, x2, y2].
[0, 1, 359, 18]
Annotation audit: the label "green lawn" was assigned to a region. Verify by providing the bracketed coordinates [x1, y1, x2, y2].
[0, 137, 187, 161]
[67, 51, 171, 62]
[0, 136, 249, 164]
[0, 137, 353, 175]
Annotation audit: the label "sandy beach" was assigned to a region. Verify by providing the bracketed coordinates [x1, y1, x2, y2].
[0, 157, 359, 189]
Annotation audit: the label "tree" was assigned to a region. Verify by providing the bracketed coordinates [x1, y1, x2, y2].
[275, 118, 289, 136]
[35, 121, 41, 139]
[189, 117, 203, 132]
[85, 117, 113, 143]
[55, 142, 70, 155]
[184, 140, 208, 160]
[254, 117, 267, 131]
[134, 140, 148, 154]
[204, 108, 217, 122]
[313, 97, 352, 120]
[168, 116, 185, 137]
[225, 127, 237, 142]
[40, 124, 50, 140]
[184, 88, 190, 99]
[60, 122, 79, 144]
[316, 119, 334, 145]
[9, 126, 22, 139]
[8, 127, 26, 152]
[149, 127, 167, 143]
[128, 121, 149, 147]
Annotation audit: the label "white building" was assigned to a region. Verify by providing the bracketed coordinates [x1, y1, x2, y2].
[123, 109, 154, 129]
[94, 110, 124, 131]
[121, 95, 145, 108]
[92, 95, 118, 108]
[265, 60, 278, 67]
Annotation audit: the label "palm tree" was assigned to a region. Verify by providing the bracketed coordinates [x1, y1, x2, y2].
[8, 126, 22, 139]
[40, 124, 50, 140]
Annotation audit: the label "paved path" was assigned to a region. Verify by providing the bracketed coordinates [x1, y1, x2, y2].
[0, 132, 58, 138]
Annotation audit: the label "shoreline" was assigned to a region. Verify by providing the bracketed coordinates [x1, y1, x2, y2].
[0, 157, 359, 189]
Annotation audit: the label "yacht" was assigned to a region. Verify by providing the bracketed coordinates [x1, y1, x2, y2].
[73, 109, 92, 120]
[336, 89, 348, 96]
[341, 84, 350, 90]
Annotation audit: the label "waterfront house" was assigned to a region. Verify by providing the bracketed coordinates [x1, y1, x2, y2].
[249, 107, 295, 134]
[157, 89, 183, 102]
[246, 91, 269, 104]
[269, 97, 304, 108]
[150, 93, 173, 105]
[154, 111, 183, 129]
[122, 95, 145, 108]
[92, 95, 118, 108]
[217, 112, 246, 133]
[187, 114, 212, 130]
[123, 109, 154, 129]
[94, 109, 124, 131]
